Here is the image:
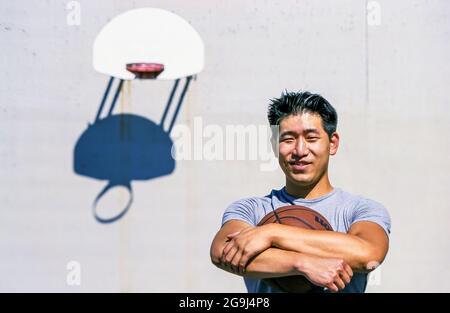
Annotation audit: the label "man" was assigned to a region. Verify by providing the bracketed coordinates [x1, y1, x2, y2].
[210, 91, 391, 293]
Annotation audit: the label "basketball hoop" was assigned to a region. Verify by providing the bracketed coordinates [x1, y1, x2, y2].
[126, 63, 164, 79]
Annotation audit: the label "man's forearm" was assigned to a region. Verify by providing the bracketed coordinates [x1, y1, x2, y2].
[269, 224, 373, 271]
[214, 247, 302, 279]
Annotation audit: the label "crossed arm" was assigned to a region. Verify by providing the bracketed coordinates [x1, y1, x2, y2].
[211, 220, 305, 278]
[210, 219, 389, 291]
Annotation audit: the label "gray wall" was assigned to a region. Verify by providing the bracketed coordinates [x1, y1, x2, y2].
[1, 0, 449, 292]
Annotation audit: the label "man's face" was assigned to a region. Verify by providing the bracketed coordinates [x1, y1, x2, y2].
[277, 112, 338, 187]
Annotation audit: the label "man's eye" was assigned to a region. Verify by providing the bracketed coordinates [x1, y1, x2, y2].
[307, 137, 319, 141]
[281, 138, 294, 143]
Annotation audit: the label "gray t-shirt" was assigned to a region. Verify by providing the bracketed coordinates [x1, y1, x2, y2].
[221, 187, 391, 293]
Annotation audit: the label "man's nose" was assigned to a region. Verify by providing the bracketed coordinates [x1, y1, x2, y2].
[292, 137, 309, 157]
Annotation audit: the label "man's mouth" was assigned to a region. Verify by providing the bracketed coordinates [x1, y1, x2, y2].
[289, 161, 311, 171]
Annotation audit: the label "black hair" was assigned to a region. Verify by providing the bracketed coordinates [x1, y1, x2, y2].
[267, 90, 338, 138]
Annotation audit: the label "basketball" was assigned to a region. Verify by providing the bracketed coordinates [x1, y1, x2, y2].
[257, 205, 334, 293]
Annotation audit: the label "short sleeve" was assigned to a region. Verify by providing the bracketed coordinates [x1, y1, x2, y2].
[352, 198, 392, 236]
[221, 198, 259, 227]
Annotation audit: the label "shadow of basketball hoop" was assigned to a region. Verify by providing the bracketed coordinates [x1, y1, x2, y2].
[76, 7, 204, 223]
[73, 77, 191, 223]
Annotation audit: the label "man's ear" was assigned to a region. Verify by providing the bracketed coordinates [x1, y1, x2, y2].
[329, 132, 339, 155]
[270, 125, 280, 158]
[270, 136, 279, 158]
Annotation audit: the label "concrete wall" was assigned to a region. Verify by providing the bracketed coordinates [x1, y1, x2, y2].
[1, 0, 449, 292]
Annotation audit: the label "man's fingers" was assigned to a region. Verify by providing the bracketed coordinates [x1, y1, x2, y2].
[334, 276, 346, 290]
[326, 283, 339, 293]
[344, 263, 353, 278]
[237, 253, 251, 274]
[222, 241, 233, 258]
[339, 269, 351, 285]
[230, 250, 242, 273]
[222, 246, 237, 265]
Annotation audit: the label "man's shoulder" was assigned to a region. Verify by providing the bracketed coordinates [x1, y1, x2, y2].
[222, 189, 283, 226]
[337, 188, 391, 233]
[227, 189, 280, 208]
[335, 188, 386, 209]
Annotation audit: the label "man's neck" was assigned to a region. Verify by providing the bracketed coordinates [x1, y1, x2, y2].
[285, 177, 334, 200]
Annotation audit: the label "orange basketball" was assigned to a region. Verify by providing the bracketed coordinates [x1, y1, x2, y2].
[257, 205, 333, 293]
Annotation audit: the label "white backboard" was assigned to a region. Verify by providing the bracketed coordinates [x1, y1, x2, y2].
[93, 8, 205, 80]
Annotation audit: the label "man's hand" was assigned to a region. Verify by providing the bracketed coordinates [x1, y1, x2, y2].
[221, 224, 274, 274]
[298, 254, 353, 292]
